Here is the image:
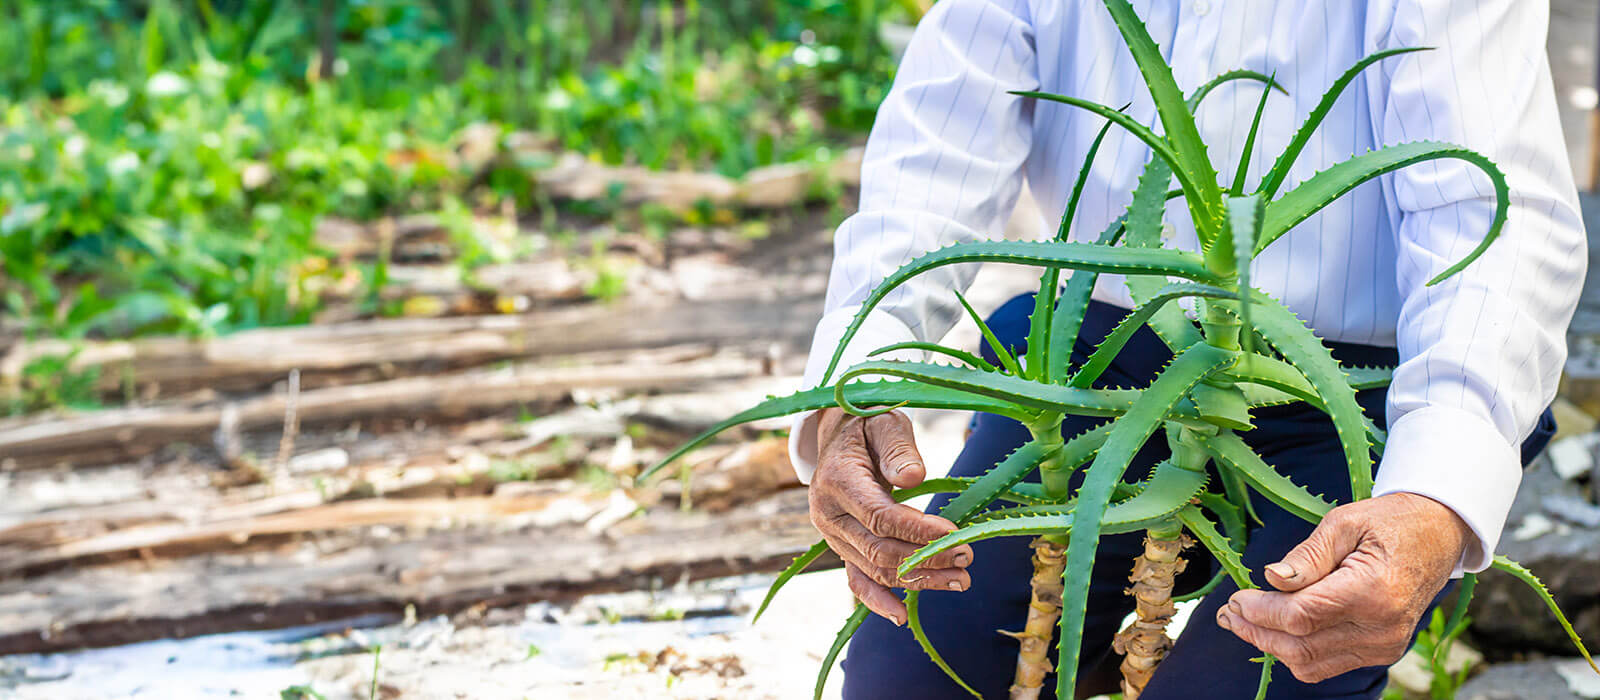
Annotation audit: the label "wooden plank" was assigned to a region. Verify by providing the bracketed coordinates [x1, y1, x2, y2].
[0, 348, 773, 469]
[0, 286, 821, 400]
[0, 489, 832, 654]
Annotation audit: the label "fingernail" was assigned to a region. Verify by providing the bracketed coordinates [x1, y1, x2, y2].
[1228, 601, 1243, 617]
[894, 614, 906, 627]
[947, 580, 963, 591]
[954, 552, 972, 568]
[1217, 611, 1233, 630]
[1267, 562, 1296, 580]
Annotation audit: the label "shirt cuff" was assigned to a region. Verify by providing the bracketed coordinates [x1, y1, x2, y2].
[786, 306, 921, 484]
[1372, 405, 1523, 575]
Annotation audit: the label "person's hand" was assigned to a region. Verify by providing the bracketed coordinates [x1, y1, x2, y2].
[809, 407, 973, 625]
[1216, 493, 1471, 682]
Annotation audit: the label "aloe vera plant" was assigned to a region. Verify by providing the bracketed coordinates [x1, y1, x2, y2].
[642, 1, 1597, 697]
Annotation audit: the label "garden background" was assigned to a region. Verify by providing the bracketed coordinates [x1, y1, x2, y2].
[0, 1, 1598, 698]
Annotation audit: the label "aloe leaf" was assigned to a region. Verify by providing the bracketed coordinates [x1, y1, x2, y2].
[1055, 343, 1237, 697]
[1179, 504, 1252, 588]
[1069, 282, 1239, 388]
[940, 439, 1061, 524]
[1173, 570, 1227, 604]
[1229, 352, 1388, 450]
[1257, 142, 1508, 286]
[1030, 112, 1123, 382]
[835, 359, 1183, 420]
[905, 591, 981, 697]
[1259, 47, 1432, 199]
[1433, 572, 1476, 665]
[1253, 655, 1276, 700]
[1490, 556, 1599, 673]
[638, 381, 1038, 481]
[1248, 292, 1375, 499]
[1231, 80, 1276, 196]
[1187, 69, 1288, 111]
[869, 341, 997, 373]
[1202, 431, 1334, 524]
[1223, 196, 1266, 336]
[892, 477, 1052, 507]
[1123, 154, 1207, 353]
[902, 460, 1198, 571]
[1098, 0, 1224, 241]
[753, 541, 830, 623]
[820, 239, 1218, 384]
[1046, 215, 1132, 383]
[816, 605, 869, 700]
[1011, 90, 1217, 235]
[954, 289, 1023, 376]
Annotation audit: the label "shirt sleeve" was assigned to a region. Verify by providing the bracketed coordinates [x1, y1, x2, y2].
[787, 0, 1040, 480]
[1364, 0, 1586, 573]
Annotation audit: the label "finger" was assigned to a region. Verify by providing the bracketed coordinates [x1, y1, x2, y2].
[829, 511, 974, 570]
[1227, 584, 1351, 636]
[864, 411, 926, 489]
[846, 563, 906, 625]
[1216, 609, 1390, 683]
[824, 528, 971, 591]
[832, 476, 957, 545]
[1267, 506, 1365, 592]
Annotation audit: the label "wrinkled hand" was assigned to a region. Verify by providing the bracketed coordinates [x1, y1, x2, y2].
[809, 407, 973, 625]
[1217, 493, 1471, 683]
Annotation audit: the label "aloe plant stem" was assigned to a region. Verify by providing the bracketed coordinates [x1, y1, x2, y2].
[1008, 537, 1067, 700]
[1113, 520, 1190, 699]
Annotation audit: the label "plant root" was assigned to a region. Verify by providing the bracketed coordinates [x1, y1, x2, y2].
[1007, 537, 1067, 700]
[1113, 530, 1192, 699]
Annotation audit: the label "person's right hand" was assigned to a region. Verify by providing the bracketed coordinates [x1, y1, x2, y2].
[809, 407, 974, 625]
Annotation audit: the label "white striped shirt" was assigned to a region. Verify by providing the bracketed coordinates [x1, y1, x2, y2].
[789, 0, 1586, 573]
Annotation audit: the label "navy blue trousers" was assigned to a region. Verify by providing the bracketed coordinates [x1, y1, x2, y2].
[841, 295, 1555, 700]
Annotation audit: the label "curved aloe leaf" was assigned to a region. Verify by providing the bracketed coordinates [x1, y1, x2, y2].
[836, 360, 1145, 418]
[1179, 504, 1252, 588]
[1011, 90, 1217, 234]
[892, 477, 1052, 507]
[1248, 292, 1375, 499]
[955, 289, 1023, 376]
[1224, 195, 1266, 338]
[901, 460, 1198, 572]
[1258, 47, 1432, 198]
[816, 605, 868, 700]
[940, 440, 1062, 524]
[638, 381, 1038, 482]
[1046, 215, 1133, 383]
[1202, 431, 1334, 524]
[1257, 142, 1508, 286]
[1124, 154, 1207, 353]
[1231, 81, 1276, 196]
[1056, 343, 1236, 697]
[1433, 572, 1476, 665]
[1030, 110, 1122, 382]
[753, 541, 831, 623]
[1187, 69, 1287, 111]
[1229, 352, 1388, 450]
[1490, 556, 1599, 673]
[1099, 0, 1224, 240]
[869, 341, 996, 373]
[820, 240, 1218, 384]
[905, 591, 981, 697]
[1069, 283, 1239, 388]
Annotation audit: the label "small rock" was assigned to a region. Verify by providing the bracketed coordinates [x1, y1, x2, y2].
[1552, 397, 1599, 442]
[287, 447, 349, 474]
[1545, 492, 1600, 528]
[1547, 434, 1598, 480]
[1458, 659, 1600, 700]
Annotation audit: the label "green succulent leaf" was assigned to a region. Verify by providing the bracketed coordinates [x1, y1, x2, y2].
[1259, 47, 1433, 199]
[821, 240, 1219, 384]
[1490, 556, 1599, 673]
[1123, 154, 1207, 353]
[956, 289, 1023, 376]
[638, 381, 1038, 482]
[1055, 342, 1237, 697]
[905, 591, 981, 697]
[1202, 431, 1335, 524]
[834, 359, 1191, 421]
[816, 605, 868, 700]
[1248, 292, 1375, 499]
[1257, 141, 1508, 286]
[1187, 69, 1288, 111]
[1098, 0, 1224, 241]
[1047, 215, 1133, 383]
[1231, 80, 1276, 196]
[753, 541, 830, 623]
[869, 341, 997, 373]
[1179, 504, 1252, 589]
[1069, 282, 1239, 388]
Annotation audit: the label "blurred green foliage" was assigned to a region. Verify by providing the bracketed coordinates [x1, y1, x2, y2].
[0, 0, 902, 339]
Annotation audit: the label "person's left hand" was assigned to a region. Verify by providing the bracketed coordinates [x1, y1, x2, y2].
[1215, 493, 1471, 683]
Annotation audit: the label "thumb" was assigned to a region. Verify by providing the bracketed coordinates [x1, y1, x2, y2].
[1267, 507, 1364, 592]
[864, 410, 926, 489]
